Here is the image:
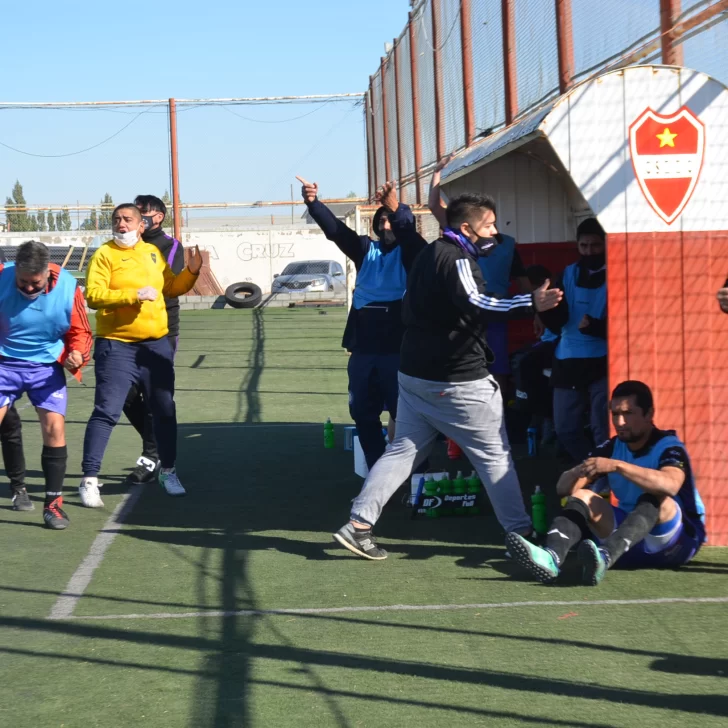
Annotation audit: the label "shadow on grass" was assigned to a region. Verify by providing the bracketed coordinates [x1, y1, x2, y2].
[1, 613, 726, 722]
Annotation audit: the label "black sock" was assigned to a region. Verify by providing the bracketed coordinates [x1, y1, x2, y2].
[602, 494, 660, 565]
[42, 445, 67, 506]
[545, 497, 592, 565]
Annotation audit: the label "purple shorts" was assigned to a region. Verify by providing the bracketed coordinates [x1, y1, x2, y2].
[598, 505, 702, 568]
[0, 359, 68, 416]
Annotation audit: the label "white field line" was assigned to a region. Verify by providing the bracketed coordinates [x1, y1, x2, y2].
[61, 595, 728, 621]
[48, 488, 143, 620]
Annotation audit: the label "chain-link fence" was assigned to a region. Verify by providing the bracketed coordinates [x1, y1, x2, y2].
[367, 0, 728, 200]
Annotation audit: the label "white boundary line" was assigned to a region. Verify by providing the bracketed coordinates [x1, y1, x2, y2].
[178, 423, 318, 429]
[62, 595, 728, 621]
[48, 488, 143, 620]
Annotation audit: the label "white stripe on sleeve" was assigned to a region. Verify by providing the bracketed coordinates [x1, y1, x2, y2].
[456, 258, 532, 312]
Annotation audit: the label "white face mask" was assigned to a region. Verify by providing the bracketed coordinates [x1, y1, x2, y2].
[18, 288, 43, 301]
[113, 230, 139, 248]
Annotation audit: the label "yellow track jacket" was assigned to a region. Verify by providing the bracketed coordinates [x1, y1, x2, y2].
[85, 239, 199, 342]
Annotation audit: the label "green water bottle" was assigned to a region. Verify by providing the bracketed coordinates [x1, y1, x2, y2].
[324, 418, 335, 449]
[423, 474, 438, 497]
[466, 470, 481, 494]
[453, 470, 466, 495]
[439, 473, 452, 495]
[531, 485, 547, 535]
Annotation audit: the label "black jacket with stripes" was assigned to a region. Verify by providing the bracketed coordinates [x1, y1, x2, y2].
[400, 237, 535, 383]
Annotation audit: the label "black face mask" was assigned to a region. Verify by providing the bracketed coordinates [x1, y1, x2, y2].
[582, 252, 605, 271]
[141, 215, 158, 237]
[476, 235, 498, 257]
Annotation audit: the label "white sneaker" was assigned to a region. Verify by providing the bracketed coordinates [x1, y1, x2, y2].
[79, 477, 104, 508]
[159, 468, 186, 497]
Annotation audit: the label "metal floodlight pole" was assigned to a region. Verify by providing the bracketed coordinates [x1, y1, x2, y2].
[365, 89, 375, 201]
[408, 11, 424, 203]
[380, 56, 393, 183]
[369, 75, 380, 198]
[660, 0, 684, 66]
[394, 38, 408, 201]
[168, 98, 182, 242]
[501, 0, 518, 124]
[460, 0, 476, 147]
[555, 0, 575, 94]
[432, 0, 446, 161]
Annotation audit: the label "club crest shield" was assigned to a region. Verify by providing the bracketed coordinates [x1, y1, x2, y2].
[628, 106, 705, 225]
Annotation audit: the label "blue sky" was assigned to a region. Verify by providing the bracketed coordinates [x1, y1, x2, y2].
[2, 0, 725, 217]
[0, 0, 412, 210]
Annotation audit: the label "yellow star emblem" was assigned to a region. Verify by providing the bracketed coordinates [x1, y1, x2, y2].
[656, 127, 678, 148]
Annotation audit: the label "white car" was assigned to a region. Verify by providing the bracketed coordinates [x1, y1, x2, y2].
[272, 260, 346, 294]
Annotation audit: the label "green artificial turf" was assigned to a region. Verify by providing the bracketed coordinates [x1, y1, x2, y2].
[0, 308, 726, 728]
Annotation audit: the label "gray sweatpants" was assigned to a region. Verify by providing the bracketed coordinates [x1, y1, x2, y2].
[350, 372, 532, 534]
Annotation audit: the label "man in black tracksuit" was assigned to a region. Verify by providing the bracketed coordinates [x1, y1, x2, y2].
[123, 194, 186, 483]
[0, 247, 28, 510]
[333, 193, 563, 560]
[298, 177, 426, 470]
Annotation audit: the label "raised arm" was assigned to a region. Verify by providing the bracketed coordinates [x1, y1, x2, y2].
[379, 181, 427, 269]
[297, 176, 367, 266]
[162, 244, 202, 298]
[427, 155, 452, 231]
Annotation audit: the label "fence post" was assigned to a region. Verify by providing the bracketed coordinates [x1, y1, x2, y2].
[366, 88, 375, 201]
[461, 0, 476, 147]
[168, 98, 182, 242]
[501, 0, 518, 124]
[408, 12, 424, 203]
[555, 0, 574, 94]
[369, 75, 379, 197]
[660, 0, 684, 66]
[432, 0, 446, 161]
[380, 56, 393, 183]
[394, 38, 407, 201]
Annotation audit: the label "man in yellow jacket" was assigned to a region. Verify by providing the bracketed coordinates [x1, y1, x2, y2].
[80, 203, 202, 505]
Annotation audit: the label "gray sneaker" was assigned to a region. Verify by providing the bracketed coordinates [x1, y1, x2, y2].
[11, 487, 34, 512]
[333, 523, 388, 560]
[505, 532, 560, 584]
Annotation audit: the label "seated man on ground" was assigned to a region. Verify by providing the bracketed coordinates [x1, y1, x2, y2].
[506, 380, 706, 585]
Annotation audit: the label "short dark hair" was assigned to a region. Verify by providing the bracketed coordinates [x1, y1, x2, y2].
[576, 217, 605, 242]
[611, 380, 654, 414]
[445, 193, 496, 231]
[112, 203, 142, 222]
[134, 195, 167, 219]
[15, 240, 50, 274]
[525, 264, 552, 288]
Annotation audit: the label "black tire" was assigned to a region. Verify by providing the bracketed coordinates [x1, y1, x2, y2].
[225, 282, 262, 309]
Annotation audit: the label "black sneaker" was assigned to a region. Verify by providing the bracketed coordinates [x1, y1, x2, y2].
[11, 487, 34, 512]
[128, 456, 159, 484]
[43, 497, 70, 530]
[333, 523, 388, 560]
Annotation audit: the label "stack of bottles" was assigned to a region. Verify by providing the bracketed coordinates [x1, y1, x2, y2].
[415, 470, 483, 518]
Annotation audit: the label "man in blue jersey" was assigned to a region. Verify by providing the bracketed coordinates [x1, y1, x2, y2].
[506, 380, 706, 585]
[0, 241, 92, 528]
[538, 218, 608, 463]
[298, 176, 426, 470]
